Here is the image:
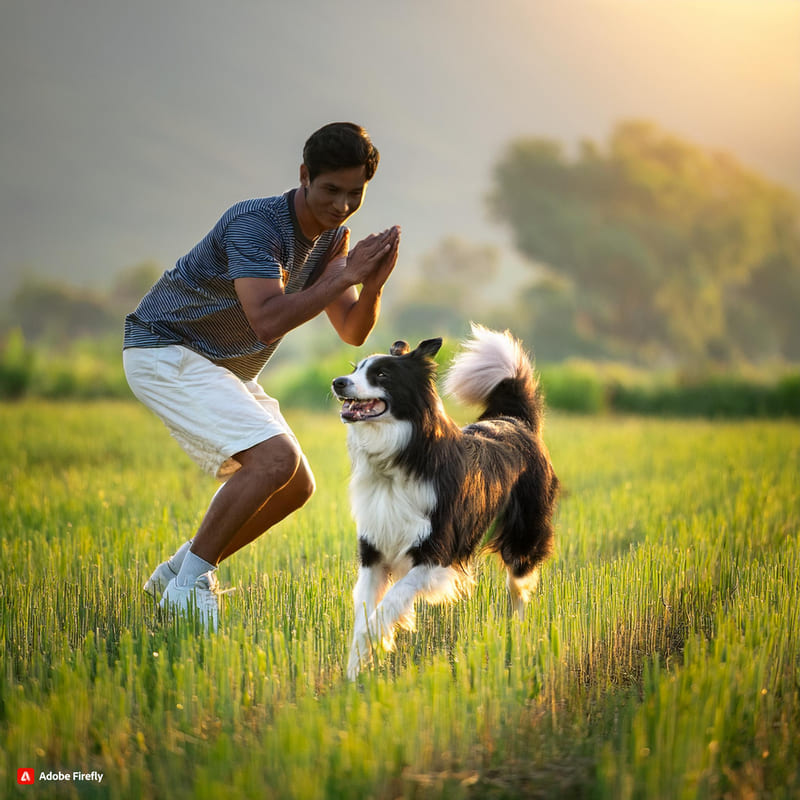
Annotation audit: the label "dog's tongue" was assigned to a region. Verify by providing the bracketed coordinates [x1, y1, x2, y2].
[341, 399, 387, 421]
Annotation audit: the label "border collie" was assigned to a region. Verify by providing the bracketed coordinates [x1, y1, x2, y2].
[332, 325, 559, 679]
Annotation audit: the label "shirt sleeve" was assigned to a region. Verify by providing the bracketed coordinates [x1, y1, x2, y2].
[224, 211, 284, 280]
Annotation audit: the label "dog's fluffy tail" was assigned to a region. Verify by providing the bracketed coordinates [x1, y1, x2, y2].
[444, 324, 543, 432]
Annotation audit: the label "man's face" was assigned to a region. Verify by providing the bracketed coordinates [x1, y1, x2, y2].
[302, 164, 368, 231]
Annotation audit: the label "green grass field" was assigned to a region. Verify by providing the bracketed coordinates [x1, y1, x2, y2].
[1, 401, 798, 799]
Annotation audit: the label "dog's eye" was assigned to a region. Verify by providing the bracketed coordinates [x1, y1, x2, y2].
[376, 369, 387, 380]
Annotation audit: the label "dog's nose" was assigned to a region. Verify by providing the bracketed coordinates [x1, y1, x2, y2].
[332, 377, 350, 395]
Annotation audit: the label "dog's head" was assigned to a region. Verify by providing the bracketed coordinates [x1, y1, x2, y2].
[332, 338, 443, 424]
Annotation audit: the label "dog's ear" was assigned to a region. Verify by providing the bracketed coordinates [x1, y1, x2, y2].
[390, 340, 410, 356]
[415, 338, 443, 359]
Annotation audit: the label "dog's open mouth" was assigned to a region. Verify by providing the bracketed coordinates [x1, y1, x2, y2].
[340, 398, 387, 422]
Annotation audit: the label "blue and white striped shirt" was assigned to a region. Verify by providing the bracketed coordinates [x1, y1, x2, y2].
[124, 190, 345, 380]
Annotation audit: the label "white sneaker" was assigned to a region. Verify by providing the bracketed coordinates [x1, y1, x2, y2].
[143, 559, 178, 599]
[160, 572, 220, 632]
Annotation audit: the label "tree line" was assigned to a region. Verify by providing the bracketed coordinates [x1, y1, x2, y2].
[487, 120, 800, 364]
[391, 120, 800, 366]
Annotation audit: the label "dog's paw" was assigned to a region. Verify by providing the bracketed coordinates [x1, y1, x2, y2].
[347, 627, 373, 680]
[396, 608, 416, 633]
[347, 652, 364, 681]
[367, 609, 397, 652]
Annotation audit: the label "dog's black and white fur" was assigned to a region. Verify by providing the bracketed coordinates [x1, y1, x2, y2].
[332, 325, 559, 679]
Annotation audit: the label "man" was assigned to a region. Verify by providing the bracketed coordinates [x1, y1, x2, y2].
[123, 122, 400, 629]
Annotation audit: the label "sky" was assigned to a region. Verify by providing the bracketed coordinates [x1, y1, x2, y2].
[1, 0, 798, 299]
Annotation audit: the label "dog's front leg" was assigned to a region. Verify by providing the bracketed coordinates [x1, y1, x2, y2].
[348, 563, 390, 680]
[368, 563, 464, 654]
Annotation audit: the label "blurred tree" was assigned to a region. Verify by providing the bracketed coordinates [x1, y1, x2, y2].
[389, 236, 500, 340]
[9, 279, 118, 343]
[1, 262, 166, 347]
[110, 260, 162, 313]
[491, 275, 613, 363]
[488, 120, 800, 363]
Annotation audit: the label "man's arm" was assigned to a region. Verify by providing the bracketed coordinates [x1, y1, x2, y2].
[325, 225, 400, 346]
[235, 227, 397, 346]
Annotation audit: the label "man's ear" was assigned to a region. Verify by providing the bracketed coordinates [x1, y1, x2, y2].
[299, 163, 310, 188]
[415, 338, 443, 359]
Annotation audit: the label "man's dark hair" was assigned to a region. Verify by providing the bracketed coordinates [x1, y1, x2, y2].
[303, 122, 380, 182]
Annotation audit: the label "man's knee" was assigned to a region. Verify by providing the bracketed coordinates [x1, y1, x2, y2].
[295, 456, 316, 505]
[235, 435, 302, 488]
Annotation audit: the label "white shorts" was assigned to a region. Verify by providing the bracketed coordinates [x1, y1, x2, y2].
[123, 345, 299, 480]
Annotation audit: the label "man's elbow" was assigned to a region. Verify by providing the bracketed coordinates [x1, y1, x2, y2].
[342, 331, 368, 348]
[338, 323, 371, 348]
[252, 322, 283, 346]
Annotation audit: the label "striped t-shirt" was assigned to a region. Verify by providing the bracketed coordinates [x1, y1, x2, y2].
[124, 190, 345, 381]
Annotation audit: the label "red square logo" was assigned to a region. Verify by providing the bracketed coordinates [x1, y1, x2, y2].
[17, 768, 35, 785]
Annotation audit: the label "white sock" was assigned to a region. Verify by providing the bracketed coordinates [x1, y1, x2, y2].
[167, 540, 193, 573]
[175, 550, 216, 588]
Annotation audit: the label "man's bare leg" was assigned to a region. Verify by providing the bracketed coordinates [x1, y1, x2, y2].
[216, 454, 315, 562]
[151, 436, 314, 612]
[189, 434, 303, 565]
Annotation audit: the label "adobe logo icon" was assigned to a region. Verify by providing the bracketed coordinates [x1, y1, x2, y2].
[17, 768, 35, 785]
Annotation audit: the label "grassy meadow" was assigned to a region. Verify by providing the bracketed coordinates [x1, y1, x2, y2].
[1, 400, 799, 799]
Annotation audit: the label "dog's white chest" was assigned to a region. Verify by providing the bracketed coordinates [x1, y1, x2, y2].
[348, 450, 436, 562]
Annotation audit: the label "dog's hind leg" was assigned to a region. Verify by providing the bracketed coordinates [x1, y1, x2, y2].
[493, 464, 557, 617]
[506, 566, 540, 617]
